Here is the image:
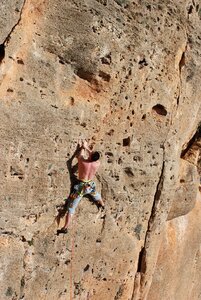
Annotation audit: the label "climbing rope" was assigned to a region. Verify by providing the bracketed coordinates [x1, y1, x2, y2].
[69, 214, 76, 300]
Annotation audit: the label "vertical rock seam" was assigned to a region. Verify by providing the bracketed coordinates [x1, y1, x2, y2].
[181, 122, 201, 160]
[132, 149, 165, 300]
[177, 48, 186, 105]
[0, 0, 26, 59]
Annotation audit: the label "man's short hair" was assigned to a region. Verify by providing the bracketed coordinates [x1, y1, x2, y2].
[91, 151, 100, 162]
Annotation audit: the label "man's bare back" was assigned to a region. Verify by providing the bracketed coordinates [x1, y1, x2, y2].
[78, 157, 100, 181]
[77, 140, 100, 180]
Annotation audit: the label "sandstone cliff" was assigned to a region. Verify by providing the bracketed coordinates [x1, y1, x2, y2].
[0, 1, 201, 299]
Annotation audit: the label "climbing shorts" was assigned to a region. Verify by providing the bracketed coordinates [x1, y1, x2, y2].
[66, 180, 101, 214]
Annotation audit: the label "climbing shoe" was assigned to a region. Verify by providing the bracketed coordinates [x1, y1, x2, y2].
[57, 228, 68, 235]
[97, 202, 105, 210]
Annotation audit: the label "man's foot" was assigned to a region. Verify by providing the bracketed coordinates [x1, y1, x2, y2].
[57, 227, 68, 235]
[97, 200, 105, 209]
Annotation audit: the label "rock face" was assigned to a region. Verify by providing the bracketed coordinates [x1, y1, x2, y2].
[0, 0, 201, 299]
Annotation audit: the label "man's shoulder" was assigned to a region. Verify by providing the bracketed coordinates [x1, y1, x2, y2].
[78, 155, 87, 162]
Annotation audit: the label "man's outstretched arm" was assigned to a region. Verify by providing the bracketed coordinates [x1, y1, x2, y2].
[76, 140, 93, 160]
[82, 140, 93, 156]
[76, 140, 85, 159]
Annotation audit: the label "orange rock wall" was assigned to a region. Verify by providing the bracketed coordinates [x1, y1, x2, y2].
[0, 1, 201, 299]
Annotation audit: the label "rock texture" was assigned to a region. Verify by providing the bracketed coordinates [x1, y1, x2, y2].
[148, 195, 201, 300]
[0, 0, 201, 299]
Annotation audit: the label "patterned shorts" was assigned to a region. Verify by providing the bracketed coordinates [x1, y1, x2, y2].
[66, 180, 101, 214]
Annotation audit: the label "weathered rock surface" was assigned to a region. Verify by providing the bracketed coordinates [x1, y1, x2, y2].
[148, 195, 201, 300]
[0, 0, 200, 299]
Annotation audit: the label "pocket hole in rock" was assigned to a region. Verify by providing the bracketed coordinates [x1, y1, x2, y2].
[123, 137, 130, 146]
[152, 104, 167, 116]
[17, 59, 24, 65]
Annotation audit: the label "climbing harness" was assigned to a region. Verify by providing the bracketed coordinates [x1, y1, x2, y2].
[70, 180, 93, 200]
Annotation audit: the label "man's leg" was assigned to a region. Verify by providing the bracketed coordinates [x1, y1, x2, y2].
[97, 198, 105, 207]
[90, 191, 104, 208]
[88, 181, 105, 208]
[57, 192, 82, 234]
[62, 212, 72, 229]
[57, 212, 73, 234]
[64, 195, 81, 226]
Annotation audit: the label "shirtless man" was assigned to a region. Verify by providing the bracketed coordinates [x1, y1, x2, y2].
[58, 140, 104, 234]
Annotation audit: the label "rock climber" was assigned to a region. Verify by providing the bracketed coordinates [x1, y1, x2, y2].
[57, 140, 104, 234]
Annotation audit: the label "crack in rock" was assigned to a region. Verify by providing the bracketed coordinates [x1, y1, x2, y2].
[1, 0, 26, 51]
[181, 122, 201, 160]
[132, 149, 166, 300]
[176, 47, 186, 106]
[138, 154, 165, 275]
